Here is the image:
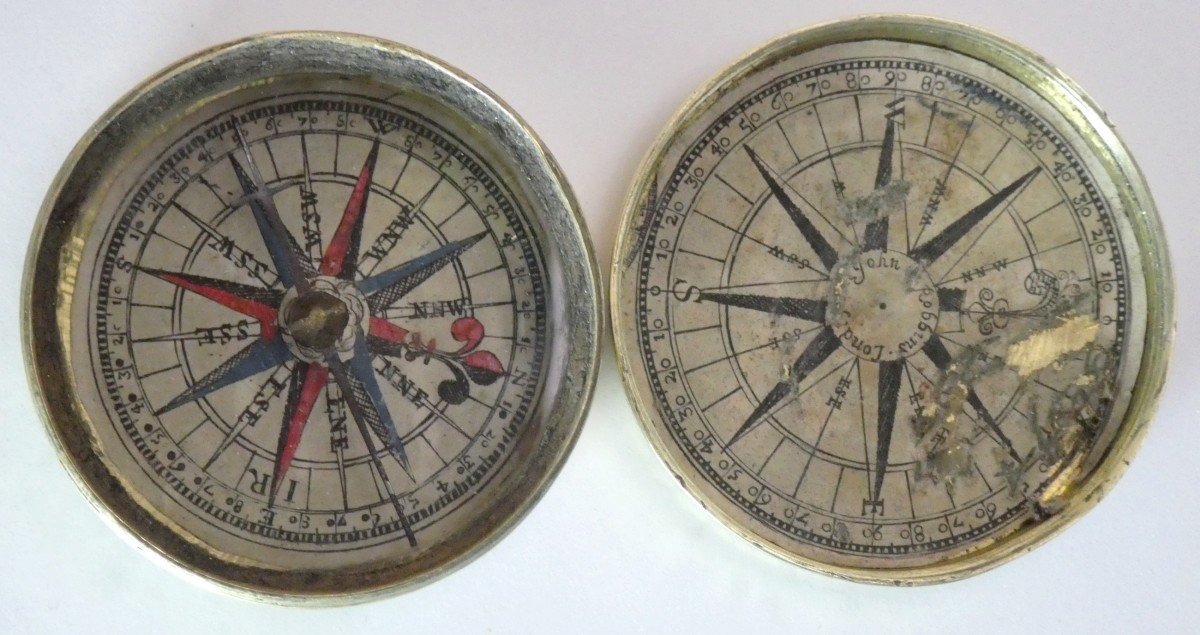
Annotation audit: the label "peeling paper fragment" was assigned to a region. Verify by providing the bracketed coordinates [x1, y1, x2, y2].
[838, 180, 912, 225]
[1005, 315, 1099, 377]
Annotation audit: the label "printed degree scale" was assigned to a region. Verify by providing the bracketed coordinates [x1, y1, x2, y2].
[23, 16, 1172, 601]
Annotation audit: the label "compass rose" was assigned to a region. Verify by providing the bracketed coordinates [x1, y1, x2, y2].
[708, 139, 1038, 508]
[140, 123, 504, 546]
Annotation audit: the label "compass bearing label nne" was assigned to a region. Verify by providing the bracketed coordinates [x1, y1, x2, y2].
[613, 17, 1172, 583]
[25, 33, 600, 602]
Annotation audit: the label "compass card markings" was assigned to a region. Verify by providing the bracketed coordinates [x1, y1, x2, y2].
[930, 201, 1035, 287]
[683, 324, 824, 377]
[744, 142, 853, 245]
[917, 101, 936, 151]
[792, 359, 860, 498]
[362, 178, 441, 276]
[298, 132, 324, 262]
[673, 323, 721, 336]
[853, 95, 866, 142]
[691, 205, 828, 280]
[862, 96, 905, 251]
[777, 120, 802, 164]
[891, 94, 914, 254]
[466, 263, 506, 280]
[936, 236, 1083, 286]
[743, 146, 842, 269]
[810, 105, 844, 202]
[973, 461, 995, 493]
[176, 416, 211, 448]
[856, 358, 874, 502]
[982, 137, 1012, 175]
[909, 337, 1021, 461]
[911, 113, 977, 248]
[171, 201, 280, 288]
[205, 364, 292, 470]
[324, 380, 351, 511]
[732, 355, 855, 451]
[139, 362, 182, 380]
[327, 354, 418, 546]
[713, 172, 754, 205]
[196, 173, 230, 208]
[436, 201, 472, 230]
[911, 166, 1041, 267]
[698, 278, 827, 293]
[84, 94, 549, 555]
[149, 230, 191, 253]
[756, 438, 788, 477]
[130, 301, 174, 311]
[903, 471, 917, 520]
[262, 137, 282, 180]
[1025, 199, 1066, 224]
[701, 386, 741, 413]
[389, 147, 414, 193]
[677, 247, 724, 264]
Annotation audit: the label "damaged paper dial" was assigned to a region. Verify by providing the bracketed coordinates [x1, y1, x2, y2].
[25, 33, 599, 602]
[612, 16, 1172, 582]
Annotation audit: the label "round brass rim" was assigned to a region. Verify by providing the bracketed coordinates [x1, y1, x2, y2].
[23, 31, 602, 604]
[610, 14, 1174, 584]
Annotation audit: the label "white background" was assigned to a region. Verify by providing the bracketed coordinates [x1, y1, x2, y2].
[2, 1, 1197, 632]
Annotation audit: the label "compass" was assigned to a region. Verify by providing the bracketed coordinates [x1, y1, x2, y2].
[612, 16, 1173, 583]
[23, 33, 600, 602]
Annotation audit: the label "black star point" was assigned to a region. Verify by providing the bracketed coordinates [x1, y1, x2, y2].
[143, 133, 504, 547]
[713, 124, 1041, 486]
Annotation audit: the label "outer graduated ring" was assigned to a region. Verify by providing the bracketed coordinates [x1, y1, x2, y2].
[23, 32, 601, 604]
[610, 14, 1173, 584]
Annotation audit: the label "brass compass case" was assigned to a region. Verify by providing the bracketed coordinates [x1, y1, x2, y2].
[23, 33, 601, 603]
[612, 16, 1172, 584]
